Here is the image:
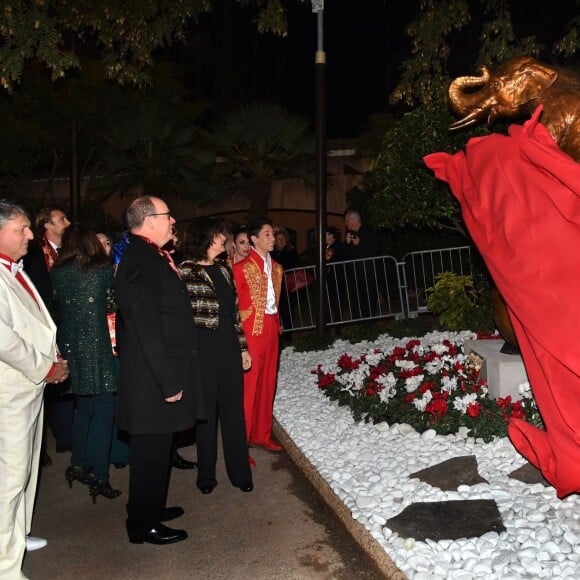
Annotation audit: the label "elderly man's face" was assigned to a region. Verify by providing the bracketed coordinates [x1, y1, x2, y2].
[344, 214, 360, 232]
[0, 213, 34, 261]
[144, 198, 175, 248]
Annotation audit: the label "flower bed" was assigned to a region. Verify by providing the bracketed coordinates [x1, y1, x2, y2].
[312, 331, 542, 442]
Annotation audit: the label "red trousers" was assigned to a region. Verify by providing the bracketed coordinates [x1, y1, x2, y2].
[243, 314, 279, 445]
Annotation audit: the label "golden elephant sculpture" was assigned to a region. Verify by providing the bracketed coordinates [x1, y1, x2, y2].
[448, 56, 580, 162]
[448, 57, 579, 349]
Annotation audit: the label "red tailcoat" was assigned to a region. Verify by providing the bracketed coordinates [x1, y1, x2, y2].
[233, 249, 283, 445]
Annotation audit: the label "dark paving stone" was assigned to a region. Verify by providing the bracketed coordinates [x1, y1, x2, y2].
[411, 455, 488, 491]
[386, 499, 506, 541]
[509, 462, 551, 487]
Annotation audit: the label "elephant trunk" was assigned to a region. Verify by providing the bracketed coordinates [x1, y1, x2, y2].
[448, 66, 494, 130]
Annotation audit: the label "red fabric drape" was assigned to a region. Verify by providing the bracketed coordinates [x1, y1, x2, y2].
[424, 107, 580, 498]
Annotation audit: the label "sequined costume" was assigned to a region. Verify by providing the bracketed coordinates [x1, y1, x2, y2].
[51, 263, 118, 482]
[51, 264, 118, 395]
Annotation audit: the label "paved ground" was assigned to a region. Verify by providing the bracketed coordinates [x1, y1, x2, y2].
[22, 431, 389, 580]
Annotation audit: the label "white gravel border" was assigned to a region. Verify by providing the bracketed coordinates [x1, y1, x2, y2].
[274, 332, 580, 579]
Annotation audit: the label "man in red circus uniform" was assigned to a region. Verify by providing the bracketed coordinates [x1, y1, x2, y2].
[233, 218, 284, 458]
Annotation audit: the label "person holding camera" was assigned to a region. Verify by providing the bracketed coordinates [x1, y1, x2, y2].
[342, 209, 380, 320]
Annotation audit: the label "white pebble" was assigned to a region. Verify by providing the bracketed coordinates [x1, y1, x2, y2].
[421, 429, 437, 441]
[403, 537, 416, 550]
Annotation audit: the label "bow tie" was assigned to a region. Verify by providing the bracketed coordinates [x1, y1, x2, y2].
[0, 257, 24, 276]
[11, 260, 24, 276]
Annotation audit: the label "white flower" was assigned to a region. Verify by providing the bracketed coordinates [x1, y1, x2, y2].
[518, 382, 532, 398]
[431, 343, 450, 355]
[395, 359, 418, 370]
[364, 351, 385, 366]
[413, 389, 433, 412]
[405, 374, 424, 392]
[424, 358, 445, 374]
[440, 375, 458, 393]
[453, 392, 478, 413]
[378, 377, 397, 403]
[377, 372, 396, 389]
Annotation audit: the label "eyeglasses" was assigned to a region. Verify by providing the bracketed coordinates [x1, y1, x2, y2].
[146, 212, 172, 219]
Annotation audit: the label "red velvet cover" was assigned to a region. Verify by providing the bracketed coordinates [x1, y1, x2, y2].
[424, 107, 580, 498]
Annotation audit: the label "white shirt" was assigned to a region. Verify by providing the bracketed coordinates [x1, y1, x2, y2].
[253, 248, 277, 315]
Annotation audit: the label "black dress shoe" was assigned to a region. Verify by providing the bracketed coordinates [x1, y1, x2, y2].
[171, 451, 197, 470]
[238, 483, 254, 493]
[160, 506, 184, 522]
[128, 523, 188, 545]
[196, 477, 217, 494]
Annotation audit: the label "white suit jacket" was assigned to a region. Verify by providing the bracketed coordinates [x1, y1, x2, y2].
[0, 266, 57, 387]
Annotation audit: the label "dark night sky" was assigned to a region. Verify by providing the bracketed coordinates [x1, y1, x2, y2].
[182, 0, 411, 138]
[282, 0, 579, 138]
[182, 0, 578, 139]
[284, 1, 412, 138]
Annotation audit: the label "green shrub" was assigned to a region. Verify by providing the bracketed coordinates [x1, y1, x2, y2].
[426, 272, 493, 332]
[386, 315, 437, 338]
[292, 332, 336, 353]
[340, 322, 386, 344]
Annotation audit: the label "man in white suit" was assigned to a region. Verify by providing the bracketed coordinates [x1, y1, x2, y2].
[0, 200, 69, 579]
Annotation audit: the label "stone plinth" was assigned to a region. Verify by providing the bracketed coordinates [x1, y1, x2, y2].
[463, 339, 528, 400]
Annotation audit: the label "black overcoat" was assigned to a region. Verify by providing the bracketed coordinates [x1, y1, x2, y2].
[115, 235, 204, 435]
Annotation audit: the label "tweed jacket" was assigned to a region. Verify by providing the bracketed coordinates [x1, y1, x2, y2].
[232, 248, 283, 337]
[179, 259, 248, 352]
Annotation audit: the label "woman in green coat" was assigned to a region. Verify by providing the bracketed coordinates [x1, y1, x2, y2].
[51, 224, 121, 503]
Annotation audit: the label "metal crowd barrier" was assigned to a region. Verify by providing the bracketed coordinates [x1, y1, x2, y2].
[279, 245, 472, 332]
[400, 246, 472, 318]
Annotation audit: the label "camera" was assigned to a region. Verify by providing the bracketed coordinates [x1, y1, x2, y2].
[346, 229, 358, 239]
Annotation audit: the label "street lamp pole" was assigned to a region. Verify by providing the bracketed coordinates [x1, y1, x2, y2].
[312, 0, 327, 337]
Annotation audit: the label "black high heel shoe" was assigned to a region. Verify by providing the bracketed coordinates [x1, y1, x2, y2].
[65, 465, 92, 488]
[89, 478, 122, 504]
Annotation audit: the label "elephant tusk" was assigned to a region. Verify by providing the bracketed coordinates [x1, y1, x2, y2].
[449, 109, 486, 130]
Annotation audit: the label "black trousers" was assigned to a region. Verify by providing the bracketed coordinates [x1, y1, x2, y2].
[126, 432, 173, 536]
[196, 361, 251, 489]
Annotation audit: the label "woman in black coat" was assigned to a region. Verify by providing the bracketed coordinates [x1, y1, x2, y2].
[179, 217, 253, 495]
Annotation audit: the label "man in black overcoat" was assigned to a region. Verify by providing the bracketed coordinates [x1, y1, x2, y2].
[342, 209, 381, 319]
[115, 196, 204, 545]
